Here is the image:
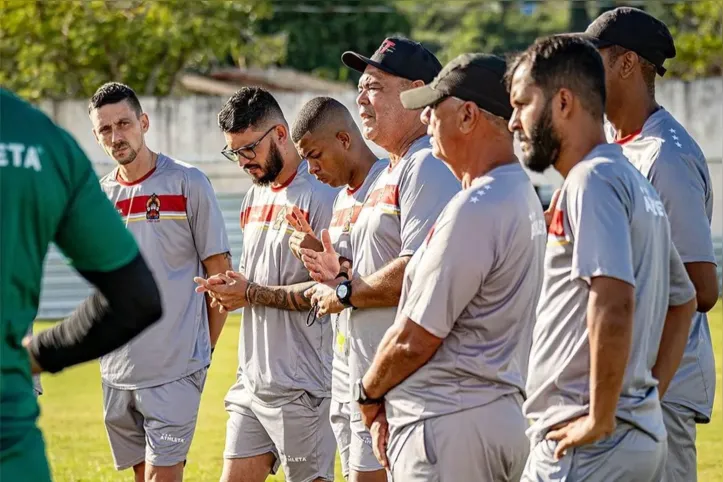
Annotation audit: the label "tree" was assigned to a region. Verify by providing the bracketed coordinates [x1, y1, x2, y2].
[0, 0, 280, 101]
[666, 0, 722, 79]
[258, 0, 411, 83]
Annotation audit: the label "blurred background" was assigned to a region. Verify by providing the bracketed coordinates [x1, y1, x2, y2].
[4, 2, 722, 480]
[2, 0, 721, 315]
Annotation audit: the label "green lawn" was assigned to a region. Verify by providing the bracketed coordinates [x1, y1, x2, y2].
[36, 303, 722, 481]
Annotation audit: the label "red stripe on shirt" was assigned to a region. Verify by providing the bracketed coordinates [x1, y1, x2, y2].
[364, 184, 399, 209]
[115, 194, 187, 216]
[615, 128, 642, 145]
[548, 208, 565, 237]
[240, 204, 309, 229]
[330, 205, 363, 228]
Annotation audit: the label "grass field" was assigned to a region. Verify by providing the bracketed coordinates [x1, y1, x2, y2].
[37, 303, 723, 481]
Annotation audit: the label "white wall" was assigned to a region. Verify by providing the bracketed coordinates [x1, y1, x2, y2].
[39, 77, 722, 237]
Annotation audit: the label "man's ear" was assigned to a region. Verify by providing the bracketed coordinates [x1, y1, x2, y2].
[337, 131, 351, 150]
[140, 113, 150, 134]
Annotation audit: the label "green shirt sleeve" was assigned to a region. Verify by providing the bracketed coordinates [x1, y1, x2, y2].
[53, 129, 139, 272]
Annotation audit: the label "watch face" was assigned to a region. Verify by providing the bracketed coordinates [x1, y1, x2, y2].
[337, 284, 349, 299]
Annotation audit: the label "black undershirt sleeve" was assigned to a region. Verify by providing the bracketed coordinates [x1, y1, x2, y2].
[29, 252, 163, 374]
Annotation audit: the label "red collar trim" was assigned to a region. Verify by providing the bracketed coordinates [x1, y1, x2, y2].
[271, 170, 298, 192]
[116, 166, 157, 186]
[615, 128, 642, 145]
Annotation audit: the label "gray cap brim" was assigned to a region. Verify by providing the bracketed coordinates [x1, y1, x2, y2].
[400, 85, 445, 110]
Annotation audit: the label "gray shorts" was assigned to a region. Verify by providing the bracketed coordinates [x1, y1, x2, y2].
[350, 406, 385, 473]
[662, 402, 698, 482]
[390, 395, 528, 482]
[224, 388, 335, 482]
[330, 400, 352, 479]
[102, 368, 207, 470]
[522, 421, 666, 482]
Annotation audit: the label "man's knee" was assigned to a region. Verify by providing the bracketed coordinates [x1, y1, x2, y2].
[145, 462, 184, 482]
[350, 469, 388, 482]
[220, 453, 276, 482]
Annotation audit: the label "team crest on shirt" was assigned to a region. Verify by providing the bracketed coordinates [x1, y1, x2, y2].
[146, 194, 161, 221]
[342, 209, 354, 233]
[273, 205, 288, 230]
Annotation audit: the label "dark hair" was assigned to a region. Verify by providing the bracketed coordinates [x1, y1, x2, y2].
[506, 35, 607, 120]
[88, 82, 143, 116]
[291, 97, 353, 143]
[218, 87, 284, 133]
[606, 45, 656, 98]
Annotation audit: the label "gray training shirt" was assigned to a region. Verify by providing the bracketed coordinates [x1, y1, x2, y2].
[385, 162, 546, 458]
[524, 143, 696, 445]
[226, 161, 339, 408]
[609, 108, 717, 422]
[100, 154, 230, 389]
[327, 159, 387, 403]
[347, 136, 461, 390]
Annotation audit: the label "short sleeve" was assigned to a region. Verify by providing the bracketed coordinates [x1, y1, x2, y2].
[186, 169, 231, 260]
[398, 153, 460, 257]
[401, 198, 492, 339]
[53, 130, 139, 272]
[567, 170, 635, 286]
[668, 240, 696, 306]
[648, 152, 716, 265]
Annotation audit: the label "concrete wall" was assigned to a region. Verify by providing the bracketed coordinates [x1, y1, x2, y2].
[39, 77, 722, 237]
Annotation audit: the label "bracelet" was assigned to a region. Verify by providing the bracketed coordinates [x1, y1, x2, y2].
[245, 282, 253, 304]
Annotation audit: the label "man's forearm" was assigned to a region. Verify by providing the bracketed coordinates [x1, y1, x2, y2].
[246, 281, 316, 311]
[587, 290, 634, 425]
[362, 317, 441, 399]
[206, 295, 227, 348]
[653, 297, 697, 397]
[350, 257, 409, 309]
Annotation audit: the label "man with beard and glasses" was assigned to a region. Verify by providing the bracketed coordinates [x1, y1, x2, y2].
[89, 82, 231, 482]
[303, 37, 460, 482]
[287, 96, 388, 481]
[506, 35, 698, 481]
[355, 52, 545, 482]
[194, 87, 339, 482]
[576, 8, 719, 480]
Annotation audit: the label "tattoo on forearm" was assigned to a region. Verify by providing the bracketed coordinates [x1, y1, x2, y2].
[246, 282, 313, 311]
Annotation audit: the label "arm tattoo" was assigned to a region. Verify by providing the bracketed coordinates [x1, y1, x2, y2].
[246, 281, 315, 312]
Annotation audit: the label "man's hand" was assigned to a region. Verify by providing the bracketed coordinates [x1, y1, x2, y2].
[286, 206, 322, 259]
[194, 271, 249, 312]
[544, 188, 561, 228]
[369, 408, 390, 469]
[304, 278, 344, 317]
[22, 335, 43, 374]
[360, 400, 385, 430]
[545, 415, 616, 460]
[300, 230, 341, 282]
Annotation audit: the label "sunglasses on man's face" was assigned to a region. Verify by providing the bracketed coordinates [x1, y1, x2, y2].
[221, 125, 278, 163]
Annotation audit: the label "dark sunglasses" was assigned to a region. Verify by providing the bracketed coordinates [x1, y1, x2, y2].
[221, 125, 278, 163]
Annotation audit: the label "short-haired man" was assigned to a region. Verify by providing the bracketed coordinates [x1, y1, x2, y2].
[288, 96, 388, 480]
[507, 35, 697, 481]
[357, 52, 546, 482]
[2, 88, 162, 482]
[89, 82, 232, 482]
[578, 8, 720, 480]
[194, 87, 339, 482]
[304, 37, 460, 482]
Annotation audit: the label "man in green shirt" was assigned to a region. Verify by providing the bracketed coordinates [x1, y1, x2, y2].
[0, 89, 163, 481]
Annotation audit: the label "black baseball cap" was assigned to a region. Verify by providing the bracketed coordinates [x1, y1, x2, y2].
[579, 7, 676, 76]
[341, 37, 442, 84]
[399, 53, 513, 120]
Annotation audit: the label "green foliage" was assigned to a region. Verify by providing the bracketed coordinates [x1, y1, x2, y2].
[259, 0, 411, 83]
[0, 0, 278, 101]
[667, 0, 723, 80]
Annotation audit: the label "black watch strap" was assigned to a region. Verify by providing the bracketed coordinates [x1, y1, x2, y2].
[336, 271, 349, 280]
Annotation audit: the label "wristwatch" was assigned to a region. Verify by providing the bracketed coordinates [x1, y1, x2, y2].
[353, 378, 383, 405]
[335, 280, 354, 308]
